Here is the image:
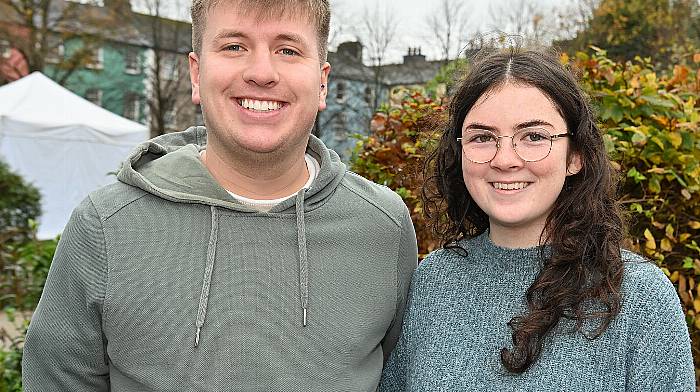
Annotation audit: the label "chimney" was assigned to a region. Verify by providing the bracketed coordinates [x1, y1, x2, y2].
[403, 47, 425, 65]
[337, 41, 363, 64]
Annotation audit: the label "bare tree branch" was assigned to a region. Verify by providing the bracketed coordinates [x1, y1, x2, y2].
[488, 0, 551, 46]
[425, 0, 470, 62]
[137, 0, 192, 137]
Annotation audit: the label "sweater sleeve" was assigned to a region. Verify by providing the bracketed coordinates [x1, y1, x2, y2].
[624, 263, 695, 392]
[22, 196, 110, 391]
[381, 204, 418, 362]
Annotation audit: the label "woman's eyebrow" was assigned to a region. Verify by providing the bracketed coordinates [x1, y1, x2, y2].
[463, 122, 497, 131]
[463, 119, 556, 133]
[515, 119, 555, 129]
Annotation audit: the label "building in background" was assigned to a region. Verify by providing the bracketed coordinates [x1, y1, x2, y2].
[318, 42, 444, 161]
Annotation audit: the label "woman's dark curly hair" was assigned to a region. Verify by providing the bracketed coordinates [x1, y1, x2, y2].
[422, 47, 625, 373]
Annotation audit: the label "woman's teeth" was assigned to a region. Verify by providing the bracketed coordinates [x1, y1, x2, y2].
[492, 182, 530, 190]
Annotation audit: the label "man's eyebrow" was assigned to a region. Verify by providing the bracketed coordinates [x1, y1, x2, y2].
[275, 33, 309, 46]
[212, 29, 249, 41]
[211, 31, 309, 47]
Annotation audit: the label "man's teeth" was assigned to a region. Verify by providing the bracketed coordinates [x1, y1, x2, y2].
[493, 182, 529, 190]
[239, 99, 281, 111]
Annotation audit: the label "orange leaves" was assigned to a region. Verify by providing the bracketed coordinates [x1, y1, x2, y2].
[668, 65, 690, 87]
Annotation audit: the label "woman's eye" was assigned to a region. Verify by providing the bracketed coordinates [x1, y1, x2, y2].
[526, 133, 547, 142]
[520, 129, 550, 142]
[280, 48, 299, 56]
[468, 133, 496, 143]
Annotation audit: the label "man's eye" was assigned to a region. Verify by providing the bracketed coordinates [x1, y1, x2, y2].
[280, 48, 299, 56]
[225, 44, 242, 51]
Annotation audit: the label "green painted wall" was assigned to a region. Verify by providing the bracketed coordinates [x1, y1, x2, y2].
[46, 38, 148, 124]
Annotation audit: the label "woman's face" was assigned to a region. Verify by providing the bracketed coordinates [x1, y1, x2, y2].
[460, 83, 581, 247]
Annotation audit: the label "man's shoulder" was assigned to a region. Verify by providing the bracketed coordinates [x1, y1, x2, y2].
[338, 171, 408, 223]
[86, 181, 150, 220]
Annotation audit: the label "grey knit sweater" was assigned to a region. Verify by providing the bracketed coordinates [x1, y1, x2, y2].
[380, 232, 695, 391]
[22, 127, 418, 391]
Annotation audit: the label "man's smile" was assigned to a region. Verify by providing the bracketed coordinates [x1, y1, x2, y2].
[237, 98, 285, 112]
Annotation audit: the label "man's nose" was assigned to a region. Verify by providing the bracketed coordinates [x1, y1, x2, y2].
[242, 51, 280, 87]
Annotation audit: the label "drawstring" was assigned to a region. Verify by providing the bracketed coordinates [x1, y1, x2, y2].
[194, 192, 309, 347]
[295, 188, 309, 327]
[195, 205, 218, 347]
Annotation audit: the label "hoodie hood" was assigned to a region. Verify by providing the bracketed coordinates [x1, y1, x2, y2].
[117, 126, 346, 213]
[117, 126, 347, 345]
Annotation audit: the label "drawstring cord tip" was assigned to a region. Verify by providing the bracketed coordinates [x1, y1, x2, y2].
[195, 327, 201, 347]
[302, 308, 308, 327]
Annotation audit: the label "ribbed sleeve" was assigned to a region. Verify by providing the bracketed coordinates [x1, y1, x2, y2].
[22, 196, 109, 391]
[623, 263, 695, 391]
[381, 203, 418, 361]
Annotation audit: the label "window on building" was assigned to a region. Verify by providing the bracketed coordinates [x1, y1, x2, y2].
[85, 88, 102, 106]
[124, 48, 140, 74]
[364, 86, 373, 105]
[85, 47, 104, 70]
[335, 82, 346, 103]
[45, 35, 65, 64]
[333, 112, 347, 141]
[123, 93, 141, 121]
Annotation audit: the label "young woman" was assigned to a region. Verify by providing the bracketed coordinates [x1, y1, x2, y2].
[379, 49, 695, 391]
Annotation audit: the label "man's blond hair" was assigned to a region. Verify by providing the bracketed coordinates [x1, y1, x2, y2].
[190, 0, 331, 63]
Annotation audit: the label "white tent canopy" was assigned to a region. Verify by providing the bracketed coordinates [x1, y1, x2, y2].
[0, 72, 148, 239]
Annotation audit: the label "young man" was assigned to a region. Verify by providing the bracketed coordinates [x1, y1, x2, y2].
[21, 1, 418, 391]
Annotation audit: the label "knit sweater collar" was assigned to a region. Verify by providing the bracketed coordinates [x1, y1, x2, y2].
[460, 231, 549, 274]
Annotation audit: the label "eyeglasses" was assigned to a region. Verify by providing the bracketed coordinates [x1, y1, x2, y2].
[457, 127, 570, 164]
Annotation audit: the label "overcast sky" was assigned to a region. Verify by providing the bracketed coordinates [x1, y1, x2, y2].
[330, 0, 574, 62]
[134, 0, 573, 63]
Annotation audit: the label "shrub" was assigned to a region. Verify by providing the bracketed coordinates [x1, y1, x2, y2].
[0, 161, 55, 311]
[0, 161, 40, 240]
[571, 48, 700, 378]
[0, 236, 57, 310]
[0, 309, 25, 392]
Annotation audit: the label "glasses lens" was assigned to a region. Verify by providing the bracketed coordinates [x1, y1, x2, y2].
[514, 128, 553, 162]
[461, 130, 498, 163]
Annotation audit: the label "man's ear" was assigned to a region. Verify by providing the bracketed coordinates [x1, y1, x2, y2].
[318, 62, 331, 111]
[189, 52, 201, 105]
[567, 152, 583, 176]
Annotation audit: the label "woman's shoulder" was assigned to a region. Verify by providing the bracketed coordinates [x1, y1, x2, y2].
[415, 247, 463, 275]
[619, 249, 680, 313]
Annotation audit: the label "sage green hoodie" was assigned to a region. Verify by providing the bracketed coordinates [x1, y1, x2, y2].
[23, 127, 418, 392]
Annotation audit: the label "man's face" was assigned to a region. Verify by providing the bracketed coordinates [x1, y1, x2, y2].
[189, 5, 330, 157]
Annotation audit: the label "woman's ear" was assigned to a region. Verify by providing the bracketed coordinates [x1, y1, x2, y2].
[567, 152, 582, 176]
